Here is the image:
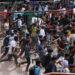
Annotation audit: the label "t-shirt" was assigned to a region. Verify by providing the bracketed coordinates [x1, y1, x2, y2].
[8, 40, 17, 54]
[38, 18, 43, 26]
[61, 59, 69, 72]
[70, 34, 75, 43]
[13, 11, 18, 20]
[67, 30, 71, 38]
[9, 36, 14, 43]
[6, 28, 14, 35]
[4, 9, 7, 12]
[32, 17, 37, 24]
[37, 44, 47, 59]
[68, 4, 72, 9]
[39, 29, 45, 37]
[31, 26, 37, 37]
[3, 35, 10, 47]
[61, 8, 66, 15]
[17, 19, 22, 28]
[38, 5, 42, 11]
[57, 57, 64, 64]
[45, 62, 57, 73]
[20, 37, 26, 48]
[46, 34, 50, 42]
[4, 23, 9, 30]
[73, 8, 75, 14]
[25, 45, 30, 56]
[44, 5, 48, 11]
[34, 65, 40, 75]
[21, 7, 25, 11]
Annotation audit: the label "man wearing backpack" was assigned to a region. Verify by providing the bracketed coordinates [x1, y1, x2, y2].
[0, 37, 19, 66]
[0, 31, 10, 58]
[29, 60, 41, 75]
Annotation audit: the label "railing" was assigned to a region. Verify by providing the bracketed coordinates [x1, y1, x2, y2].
[0, 12, 12, 32]
[0, 10, 74, 32]
[45, 9, 73, 17]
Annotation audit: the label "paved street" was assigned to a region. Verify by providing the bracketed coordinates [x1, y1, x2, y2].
[0, 62, 29, 75]
[0, 36, 44, 75]
[0, 37, 29, 75]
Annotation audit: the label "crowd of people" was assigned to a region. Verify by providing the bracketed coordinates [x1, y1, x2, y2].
[0, 0, 75, 75]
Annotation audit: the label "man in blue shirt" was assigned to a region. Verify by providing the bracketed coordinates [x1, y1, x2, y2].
[34, 60, 41, 75]
[45, 56, 57, 73]
[68, 2, 73, 9]
[37, 39, 47, 59]
[37, 39, 51, 68]
[29, 60, 41, 75]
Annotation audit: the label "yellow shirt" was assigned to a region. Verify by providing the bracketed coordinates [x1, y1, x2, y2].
[67, 30, 71, 38]
[31, 26, 37, 37]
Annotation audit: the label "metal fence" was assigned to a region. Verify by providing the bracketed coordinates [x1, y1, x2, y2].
[0, 10, 73, 32]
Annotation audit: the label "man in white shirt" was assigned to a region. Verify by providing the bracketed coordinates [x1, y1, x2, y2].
[56, 53, 65, 71]
[4, 6, 8, 18]
[70, 30, 75, 45]
[73, 7, 75, 15]
[32, 17, 37, 24]
[38, 18, 43, 26]
[0, 37, 18, 66]
[4, 6, 8, 12]
[44, 4, 49, 11]
[9, 33, 15, 43]
[18, 19, 22, 28]
[8, 37, 17, 55]
[17, 15, 22, 30]
[21, 5, 25, 11]
[39, 26, 46, 37]
[0, 34, 10, 58]
[60, 5, 66, 15]
[38, 5, 42, 11]
[60, 54, 70, 72]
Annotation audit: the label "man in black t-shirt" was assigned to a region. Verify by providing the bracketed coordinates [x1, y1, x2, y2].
[45, 56, 57, 73]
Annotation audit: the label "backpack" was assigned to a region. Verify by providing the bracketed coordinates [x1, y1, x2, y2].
[3, 36, 9, 47]
[29, 66, 37, 75]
